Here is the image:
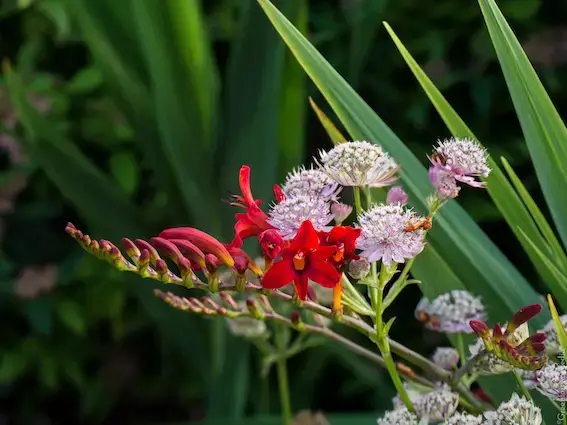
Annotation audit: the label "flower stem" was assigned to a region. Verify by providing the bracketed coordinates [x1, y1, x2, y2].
[353, 186, 363, 216]
[456, 333, 466, 367]
[275, 325, 292, 425]
[373, 263, 414, 411]
[512, 369, 532, 401]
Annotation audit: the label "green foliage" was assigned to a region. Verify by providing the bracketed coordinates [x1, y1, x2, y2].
[1, 0, 566, 423]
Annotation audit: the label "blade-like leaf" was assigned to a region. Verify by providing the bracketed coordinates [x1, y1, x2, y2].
[221, 0, 289, 204]
[3, 64, 143, 240]
[68, 0, 187, 224]
[131, 0, 219, 231]
[382, 22, 567, 291]
[308, 97, 347, 145]
[256, 0, 547, 329]
[478, 0, 567, 249]
[278, 0, 308, 175]
[517, 228, 567, 311]
[501, 157, 567, 268]
[547, 294, 567, 358]
[165, 0, 218, 148]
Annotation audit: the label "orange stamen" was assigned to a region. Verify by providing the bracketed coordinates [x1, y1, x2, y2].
[293, 251, 306, 270]
[332, 277, 343, 313]
[264, 255, 273, 272]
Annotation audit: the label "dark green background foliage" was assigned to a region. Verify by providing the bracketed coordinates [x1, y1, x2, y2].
[0, 0, 563, 423]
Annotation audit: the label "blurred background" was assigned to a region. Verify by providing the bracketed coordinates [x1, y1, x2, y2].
[0, 0, 565, 423]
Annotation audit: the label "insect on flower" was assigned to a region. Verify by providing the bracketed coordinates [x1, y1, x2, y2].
[404, 216, 433, 232]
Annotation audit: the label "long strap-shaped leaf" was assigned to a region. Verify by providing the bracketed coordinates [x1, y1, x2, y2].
[383, 23, 567, 311]
[256, 0, 547, 326]
[478, 0, 567, 250]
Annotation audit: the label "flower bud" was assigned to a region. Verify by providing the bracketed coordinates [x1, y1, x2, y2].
[290, 310, 305, 331]
[331, 202, 353, 225]
[431, 347, 460, 370]
[413, 384, 459, 422]
[348, 257, 370, 280]
[386, 185, 408, 205]
[246, 298, 264, 320]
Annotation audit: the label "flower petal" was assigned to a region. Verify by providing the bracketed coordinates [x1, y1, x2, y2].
[289, 220, 319, 251]
[306, 259, 340, 288]
[159, 227, 234, 267]
[261, 259, 295, 290]
[293, 274, 309, 300]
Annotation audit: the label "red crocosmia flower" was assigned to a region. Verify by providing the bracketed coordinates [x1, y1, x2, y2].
[320, 226, 362, 270]
[318, 226, 362, 312]
[230, 166, 274, 246]
[262, 220, 339, 300]
[258, 229, 285, 260]
[273, 184, 285, 203]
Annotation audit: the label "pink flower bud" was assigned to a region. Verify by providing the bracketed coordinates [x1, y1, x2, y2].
[386, 186, 408, 206]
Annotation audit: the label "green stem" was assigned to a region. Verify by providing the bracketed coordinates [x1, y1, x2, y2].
[512, 369, 532, 401]
[374, 263, 414, 411]
[353, 186, 363, 216]
[456, 333, 466, 367]
[275, 326, 292, 425]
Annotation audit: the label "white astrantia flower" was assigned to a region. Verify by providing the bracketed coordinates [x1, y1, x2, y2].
[483, 393, 542, 425]
[415, 290, 486, 334]
[430, 137, 491, 188]
[534, 362, 567, 401]
[392, 382, 430, 410]
[356, 203, 426, 265]
[267, 195, 334, 240]
[441, 412, 484, 425]
[432, 347, 460, 370]
[538, 314, 567, 354]
[282, 166, 341, 200]
[516, 368, 538, 390]
[317, 140, 399, 187]
[376, 407, 419, 425]
[413, 384, 459, 423]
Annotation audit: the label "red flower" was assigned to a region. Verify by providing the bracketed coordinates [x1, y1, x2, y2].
[262, 220, 339, 300]
[230, 166, 273, 246]
[318, 226, 361, 313]
[319, 226, 361, 271]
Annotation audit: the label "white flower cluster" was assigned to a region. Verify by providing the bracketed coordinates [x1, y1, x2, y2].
[268, 195, 334, 239]
[269, 141, 400, 238]
[356, 204, 426, 265]
[378, 392, 544, 425]
[318, 140, 399, 187]
[416, 290, 486, 334]
[483, 393, 542, 425]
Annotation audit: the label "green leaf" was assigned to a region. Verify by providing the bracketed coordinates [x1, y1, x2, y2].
[108, 151, 139, 195]
[277, 0, 308, 175]
[308, 97, 347, 145]
[221, 0, 289, 214]
[65, 67, 103, 94]
[56, 299, 87, 335]
[0, 351, 28, 383]
[547, 294, 567, 358]
[255, 0, 546, 330]
[67, 0, 188, 225]
[24, 298, 53, 336]
[382, 22, 567, 297]
[477, 0, 567, 249]
[500, 157, 566, 265]
[3, 64, 144, 240]
[131, 0, 219, 230]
